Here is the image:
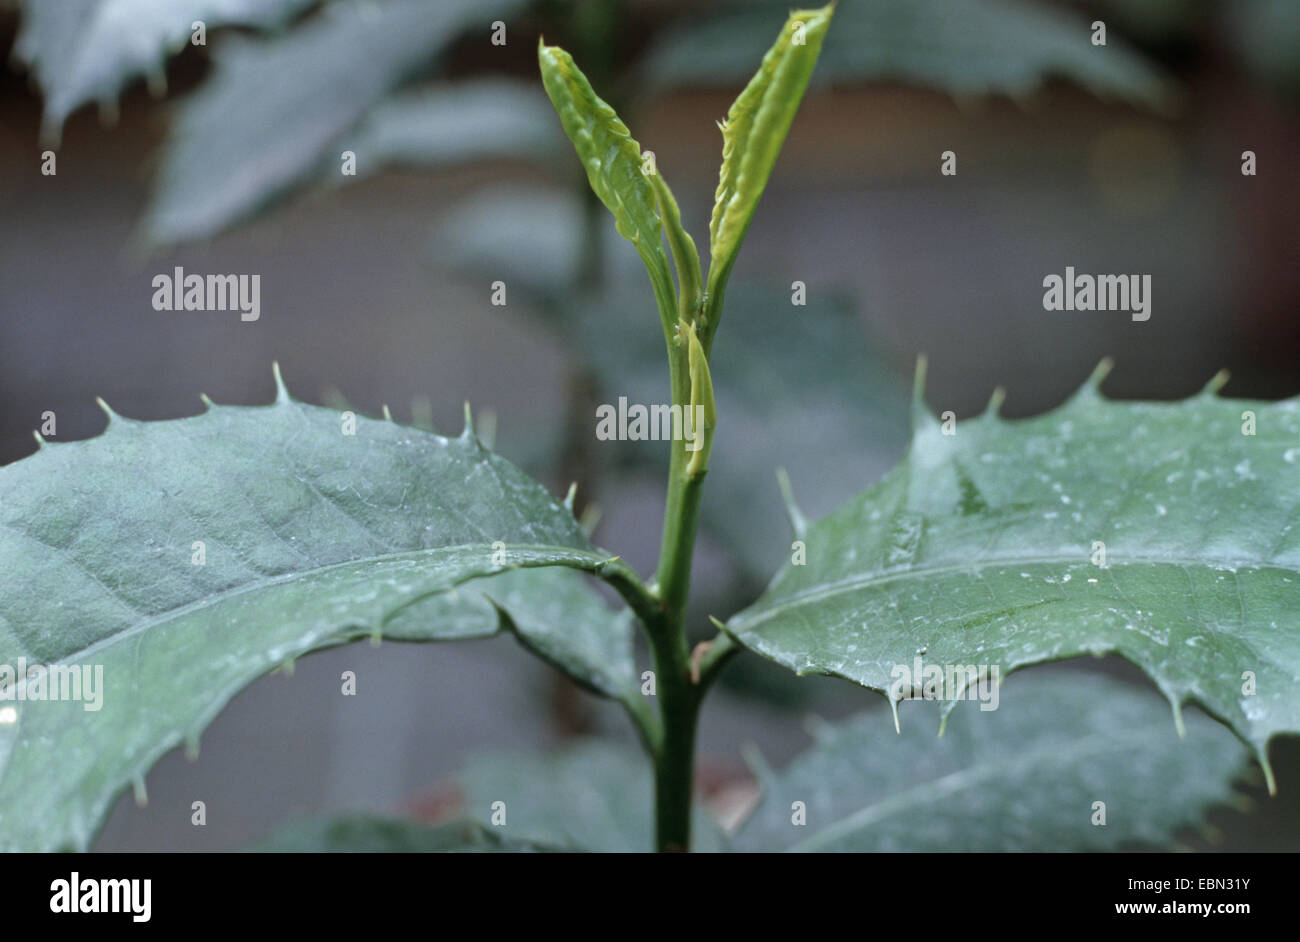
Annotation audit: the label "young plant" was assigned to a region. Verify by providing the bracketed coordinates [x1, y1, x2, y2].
[0, 4, 1294, 854]
[536, 4, 836, 850]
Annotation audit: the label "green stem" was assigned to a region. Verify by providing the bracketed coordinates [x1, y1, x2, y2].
[646, 335, 710, 850]
[654, 446, 705, 617]
[649, 622, 697, 852]
[594, 535, 702, 852]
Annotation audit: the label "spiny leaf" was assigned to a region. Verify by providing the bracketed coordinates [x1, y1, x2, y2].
[537, 39, 677, 332]
[0, 369, 632, 851]
[732, 667, 1249, 851]
[705, 3, 834, 340]
[727, 364, 1300, 789]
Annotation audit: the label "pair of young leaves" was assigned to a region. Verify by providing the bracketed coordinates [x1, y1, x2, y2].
[537, 3, 836, 474]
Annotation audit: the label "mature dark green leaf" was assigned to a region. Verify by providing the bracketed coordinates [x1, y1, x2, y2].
[645, 0, 1174, 109]
[247, 814, 568, 852]
[727, 366, 1300, 787]
[458, 740, 725, 852]
[14, 0, 317, 138]
[0, 369, 629, 851]
[733, 667, 1249, 851]
[144, 0, 521, 244]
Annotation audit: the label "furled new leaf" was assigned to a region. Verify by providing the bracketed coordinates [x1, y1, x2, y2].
[0, 370, 636, 851]
[727, 366, 1300, 788]
[649, 171, 703, 326]
[538, 40, 677, 333]
[704, 3, 833, 342]
[733, 667, 1249, 851]
[683, 320, 716, 476]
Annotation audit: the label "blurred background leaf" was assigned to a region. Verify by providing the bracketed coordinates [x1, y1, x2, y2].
[13, 0, 318, 139]
[1227, 0, 1300, 102]
[143, 0, 526, 244]
[325, 79, 561, 184]
[430, 184, 585, 303]
[645, 0, 1176, 108]
[1091, 0, 1215, 45]
[248, 814, 566, 852]
[732, 666, 1251, 852]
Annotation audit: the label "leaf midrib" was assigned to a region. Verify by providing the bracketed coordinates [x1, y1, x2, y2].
[730, 554, 1295, 633]
[29, 543, 603, 670]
